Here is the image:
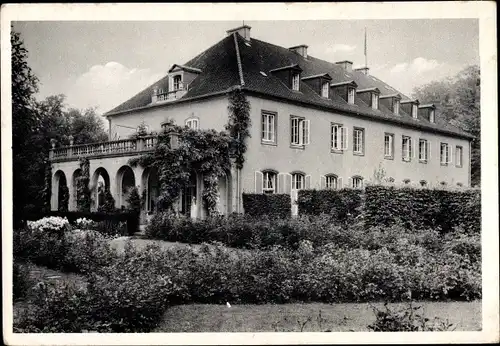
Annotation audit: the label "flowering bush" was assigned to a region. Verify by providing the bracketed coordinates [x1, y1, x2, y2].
[27, 216, 70, 233]
[75, 218, 97, 230]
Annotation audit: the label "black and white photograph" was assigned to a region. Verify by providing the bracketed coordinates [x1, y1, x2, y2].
[1, 2, 498, 345]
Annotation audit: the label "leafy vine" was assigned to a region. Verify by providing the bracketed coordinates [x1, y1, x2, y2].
[76, 157, 91, 212]
[129, 123, 232, 216]
[225, 88, 251, 170]
[130, 90, 250, 217]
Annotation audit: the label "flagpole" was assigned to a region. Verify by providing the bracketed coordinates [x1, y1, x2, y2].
[364, 27, 367, 68]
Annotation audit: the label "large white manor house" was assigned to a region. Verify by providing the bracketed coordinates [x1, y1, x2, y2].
[49, 25, 473, 219]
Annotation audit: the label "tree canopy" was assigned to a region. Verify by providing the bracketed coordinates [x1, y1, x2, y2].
[11, 29, 108, 218]
[412, 65, 480, 186]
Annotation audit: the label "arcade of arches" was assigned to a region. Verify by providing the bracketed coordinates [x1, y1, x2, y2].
[51, 161, 233, 221]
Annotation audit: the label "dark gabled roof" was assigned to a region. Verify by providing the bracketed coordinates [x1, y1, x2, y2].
[105, 31, 472, 139]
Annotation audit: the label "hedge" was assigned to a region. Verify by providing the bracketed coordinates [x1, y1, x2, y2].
[297, 188, 363, 224]
[363, 185, 480, 234]
[21, 211, 139, 236]
[297, 186, 480, 234]
[243, 193, 291, 218]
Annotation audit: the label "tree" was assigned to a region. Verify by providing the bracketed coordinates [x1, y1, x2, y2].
[412, 65, 480, 186]
[12, 28, 40, 218]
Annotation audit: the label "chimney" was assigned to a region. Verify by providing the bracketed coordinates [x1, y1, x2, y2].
[226, 25, 251, 41]
[354, 67, 370, 75]
[289, 45, 309, 58]
[335, 60, 353, 72]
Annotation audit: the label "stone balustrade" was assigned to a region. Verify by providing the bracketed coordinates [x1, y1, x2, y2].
[49, 136, 158, 161]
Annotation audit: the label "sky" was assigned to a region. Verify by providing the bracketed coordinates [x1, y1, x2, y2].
[13, 19, 479, 115]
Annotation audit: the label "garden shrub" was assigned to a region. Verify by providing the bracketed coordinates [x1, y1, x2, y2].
[242, 193, 291, 218]
[63, 229, 118, 274]
[13, 261, 32, 302]
[363, 185, 480, 233]
[297, 188, 363, 224]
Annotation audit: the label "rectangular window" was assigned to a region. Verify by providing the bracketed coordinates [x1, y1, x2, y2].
[393, 100, 400, 115]
[292, 73, 300, 91]
[456, 146, 463, 167]
[348, 88, 355, 104]
[402, 136, 412, 161]
[331, 124, 348, 151]
[173, 75, 182, 90]
[429, 109, 435, 123]
[185, 118, 199, 130]
[353, 127, 365, 155]
[326, 175, 338, 189]
[412, 104, 418, 119]
[440, 143, 450, 164]
[321, 82, 329, 98]
[371, 93, 379, 110]
[263, 171, 276, 194]
[419, 139, 428, 162]
[261, 112, 276, 143]
[384, 133, 394, 159]
[292, 173, 305, 190]
[291, 116, 310, 146]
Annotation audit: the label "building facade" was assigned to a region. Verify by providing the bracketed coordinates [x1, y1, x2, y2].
[49, 25, 473, 219]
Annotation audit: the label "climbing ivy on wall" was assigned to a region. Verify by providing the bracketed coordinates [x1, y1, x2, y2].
[76, 157, 91, 212]
[130, 89, 250, 216]
[58, 185, 69, 212]
[129, 122, 232, 215]
[42, 161, 52, 213]
[225, 88, 251, 170]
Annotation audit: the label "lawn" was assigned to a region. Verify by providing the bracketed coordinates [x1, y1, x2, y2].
[156, 301, 481, 332]
[14, 263, 481, 333]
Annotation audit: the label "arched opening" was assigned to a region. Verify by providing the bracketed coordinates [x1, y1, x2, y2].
[116, 166, 136, 209]
[90, 167, 111, 211]
[141, 167, 159, 214]
[180, 172, 197, 217]
[51, 170, 68, 211]
[71, 169, 82, 210]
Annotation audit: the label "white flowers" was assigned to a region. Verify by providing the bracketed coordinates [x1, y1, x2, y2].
[27, 216, 69, 232]
[75, 218, 95, 229]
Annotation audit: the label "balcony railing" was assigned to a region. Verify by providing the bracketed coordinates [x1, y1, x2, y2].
[49, 136, 158, 161]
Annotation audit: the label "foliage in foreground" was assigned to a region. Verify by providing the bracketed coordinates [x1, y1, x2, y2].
[13, 214, 481, 332]
[368, 302, 456, 331]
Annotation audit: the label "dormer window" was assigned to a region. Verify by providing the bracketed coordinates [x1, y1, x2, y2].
[292, 73, 300, 91]
[321, 82, 329, 98]
[372, 93, 379, 110]
[380, 94, 402, 115]
[347, 88, 354, 104]
[429, 109, 435, 123]
[269, 64, 303, 92]
[302, 73, 332, 98]
[173, 75, 182, 91]
[412, 104, 418, 119]
[356, 87, 380, 110]
[394, 99, 400, 115]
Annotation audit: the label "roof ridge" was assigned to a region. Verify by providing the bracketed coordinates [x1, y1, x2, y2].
[233, 33, 245, 86]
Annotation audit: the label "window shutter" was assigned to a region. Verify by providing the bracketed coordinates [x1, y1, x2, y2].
[284, 173, 292, 194]
[449, 146, 453, 164]
[320, 175, 326, 189]
[305, 175, 311, 189]
[412, 139, 416, 158]
[341, 127, 348, 150]
[348, 177, 353, 188]
[338, 177, 343, 189]
[277, 173, 285, 194]
[254, 171, 263, 193]
[428, 142, 431, 159]
[303, 120, 310, 145]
